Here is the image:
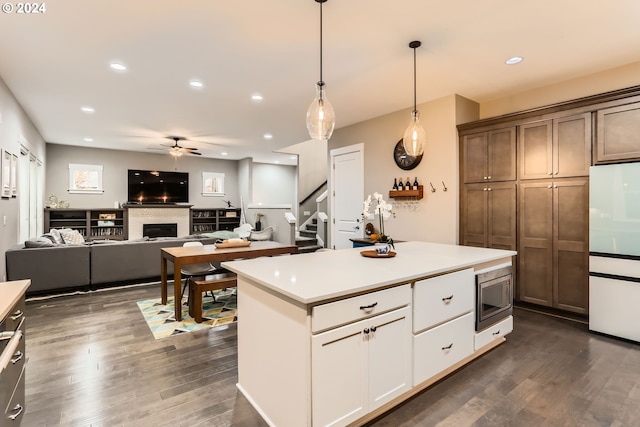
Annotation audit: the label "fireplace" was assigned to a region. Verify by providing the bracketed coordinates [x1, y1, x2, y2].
[143, 223, 178, 238]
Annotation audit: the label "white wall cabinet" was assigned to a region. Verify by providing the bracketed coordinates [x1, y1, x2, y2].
[312, 306, 412, 427]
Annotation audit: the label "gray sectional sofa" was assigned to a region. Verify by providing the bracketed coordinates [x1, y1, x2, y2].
[5, 235, 225, 295]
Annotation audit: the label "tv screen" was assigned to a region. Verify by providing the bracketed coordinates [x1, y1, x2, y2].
[127, 169, 189, 204]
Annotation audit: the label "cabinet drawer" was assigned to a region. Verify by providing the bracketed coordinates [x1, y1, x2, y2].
[4, 367, 25, 425]
[474, 315, 513, 350]
[312, 284, 411, 333]
[0, 319, 25, 412]
[413, 269, 474, 333]
[2, 299, 25, 334]
[413, 312, 474, 386]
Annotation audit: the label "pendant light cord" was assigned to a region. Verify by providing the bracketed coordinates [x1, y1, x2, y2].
[319, 0, 324, 85]
[412, 45, 417, 113]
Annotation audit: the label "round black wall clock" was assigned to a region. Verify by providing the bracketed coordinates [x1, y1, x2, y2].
[393, 139, 423, 170]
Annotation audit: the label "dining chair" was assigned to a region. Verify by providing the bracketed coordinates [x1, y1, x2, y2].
[179, 241, 218, 301]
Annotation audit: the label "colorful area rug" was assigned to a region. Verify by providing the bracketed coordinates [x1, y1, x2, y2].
[137, 288, 237, 339]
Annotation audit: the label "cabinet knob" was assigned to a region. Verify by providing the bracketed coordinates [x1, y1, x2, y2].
[487, 188, 492, 191]
[487, 176, 492, 180]
[363, 328, 370, 334]
[442, 295, 454, 303]
[548, 172, 553, 175]
[554, 171, 559, 175]
[492, 330, 501, 336]
[483, 176, 488, 180]
[370, 326, 377, 332]
[8, 404, 23, 421]
[483, 188, 488, 191]
[547, 185, 552, 189]
[441, 343, 454, 350]
[10, 310, 23, 321]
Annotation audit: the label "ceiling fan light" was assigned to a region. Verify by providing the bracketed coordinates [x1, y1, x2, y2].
[402, 110, 426, 157]
[306, 82, 335, 140]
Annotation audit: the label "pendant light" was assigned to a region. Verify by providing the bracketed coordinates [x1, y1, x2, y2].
[306, 0, 335, 140]
[402, 40, 426, 157]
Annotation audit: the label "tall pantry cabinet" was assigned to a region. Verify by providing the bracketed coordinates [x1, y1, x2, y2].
[459, 103, 595, 314]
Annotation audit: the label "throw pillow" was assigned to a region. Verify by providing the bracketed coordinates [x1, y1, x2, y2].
[24, 237, 55, 248]
[49, 228, 65, 244]
[41, 233, 57, 244]
[59, 228, 85, 245]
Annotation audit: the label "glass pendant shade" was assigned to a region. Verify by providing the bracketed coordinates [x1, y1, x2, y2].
[306, 82, 335, 140]
[402, 110, 426, 156]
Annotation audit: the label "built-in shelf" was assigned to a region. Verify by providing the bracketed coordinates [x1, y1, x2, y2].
[389, 185, 424, 199]
[45, 208, 128, 240]
[191, 208, 241, 233]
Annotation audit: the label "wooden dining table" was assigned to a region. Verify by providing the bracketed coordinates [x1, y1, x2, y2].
[161, 241, 298, 320]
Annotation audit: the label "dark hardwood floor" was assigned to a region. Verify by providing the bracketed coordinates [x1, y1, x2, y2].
[21, 283, 640, 427]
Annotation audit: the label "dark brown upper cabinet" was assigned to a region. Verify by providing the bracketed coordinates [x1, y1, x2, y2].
[596, 102, 640, 163]
[518, 113, 591, 180]
[462, 127, 516, 183]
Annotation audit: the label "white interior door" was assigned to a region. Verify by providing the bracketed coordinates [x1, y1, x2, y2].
[331, 144, 364, 249]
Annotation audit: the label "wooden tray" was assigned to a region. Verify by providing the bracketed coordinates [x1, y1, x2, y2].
[215, 239, 251, 248]
[360, 250, 396, 258]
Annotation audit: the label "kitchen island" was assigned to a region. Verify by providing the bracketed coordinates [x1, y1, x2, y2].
[222, 241, 516, 427]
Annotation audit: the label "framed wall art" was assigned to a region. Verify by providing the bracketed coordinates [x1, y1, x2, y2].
[68, 163, 104, 194]
[10, 153, 17, 197]
[1, 150, 11, 198]
[202, 172, 224, 196]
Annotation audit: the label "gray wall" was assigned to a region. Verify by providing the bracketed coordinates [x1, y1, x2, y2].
[46, 144, 240, 210]
[0, 76, 47, 281]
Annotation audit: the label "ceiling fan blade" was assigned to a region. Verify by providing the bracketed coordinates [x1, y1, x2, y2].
[184, 147, 199, 151]
[189, 151, 202, 156]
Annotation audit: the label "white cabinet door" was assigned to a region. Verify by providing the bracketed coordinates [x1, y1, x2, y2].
[312, 319, 368, 427]
[368, 306, 412, 411]
[312, 306, 412, 427]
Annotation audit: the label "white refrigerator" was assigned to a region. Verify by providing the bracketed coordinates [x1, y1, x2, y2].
[589, 162, 640, 342]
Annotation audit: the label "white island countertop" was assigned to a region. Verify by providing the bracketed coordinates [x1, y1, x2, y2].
[222, 241, 515, 305]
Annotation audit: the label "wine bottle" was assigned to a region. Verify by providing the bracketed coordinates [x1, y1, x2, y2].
[398, 177, 404, 191]
[405, 176, 411, 189]
[393, 178, 398, 190]
[413, 177, 419, 190]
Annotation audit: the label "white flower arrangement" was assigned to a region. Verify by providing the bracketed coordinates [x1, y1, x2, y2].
[362, 192, 395, 246]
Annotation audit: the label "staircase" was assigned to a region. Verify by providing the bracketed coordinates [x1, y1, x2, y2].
[296, 219, 323, 253]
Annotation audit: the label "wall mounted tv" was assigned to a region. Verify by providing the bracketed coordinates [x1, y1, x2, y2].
[127, 169, 189, 204]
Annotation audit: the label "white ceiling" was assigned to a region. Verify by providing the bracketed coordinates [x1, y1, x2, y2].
[1, 0, 640, 165]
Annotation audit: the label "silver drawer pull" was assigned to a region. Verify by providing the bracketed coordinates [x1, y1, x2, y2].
[442, 295, 454, 303]
[359, 302, 378, 310]
[10, 310, 24, 321]
[441, 343, 453, 350]
[11, 350, 24, 364]
[8, 403, 24, 420]
[492, 330, 501, 336]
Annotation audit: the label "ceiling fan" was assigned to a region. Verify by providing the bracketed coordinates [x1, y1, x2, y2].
[160, 136, 202, 157]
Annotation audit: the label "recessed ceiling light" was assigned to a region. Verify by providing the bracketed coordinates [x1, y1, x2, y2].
[274, 160, 280, 164]
[505, 56, 523, 65]
[252, 94, 263, 101]
[81, 106, 95, 114]
[189, 80, 204, 88]
[84, 137, 93, 142]
[109, 62, 127, 72]
[221, 152, 228, 156]
[290, 156, 296, 160]
[263, 133, 273, 140]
